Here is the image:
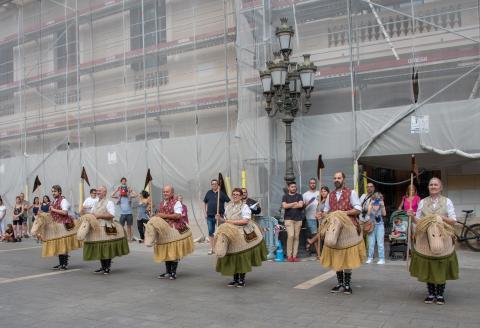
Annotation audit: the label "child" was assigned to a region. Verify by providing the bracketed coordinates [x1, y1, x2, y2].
[391, 217, 407, 238]
[2, 224, 15, 242]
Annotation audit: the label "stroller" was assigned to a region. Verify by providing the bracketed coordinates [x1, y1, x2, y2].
[388, 210, 409, 260]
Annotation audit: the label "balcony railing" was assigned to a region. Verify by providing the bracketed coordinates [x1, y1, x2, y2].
[328, 4, 463, 47]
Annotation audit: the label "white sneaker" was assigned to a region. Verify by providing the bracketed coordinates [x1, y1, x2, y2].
[366, 258, 373, 264]
[377, 259, 385, 265]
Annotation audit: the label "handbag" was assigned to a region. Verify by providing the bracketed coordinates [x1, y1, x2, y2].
[64, 221, 75, 231]
[175, 221, 190, 234]
[243, 223, 258, 243]
[104, 224, 118, 235]
[363, 220, 374, 235]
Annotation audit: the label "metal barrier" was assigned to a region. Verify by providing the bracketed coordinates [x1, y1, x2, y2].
[254, 216, 279, 260]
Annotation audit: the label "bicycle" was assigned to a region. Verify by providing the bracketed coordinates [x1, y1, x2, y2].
[456, 210, 480, 252]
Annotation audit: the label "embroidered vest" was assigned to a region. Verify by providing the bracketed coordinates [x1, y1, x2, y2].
[51, 196, 73, 224]
[159, 196, 184, 228]
[328, 188, 353, 212]
[225, 201, 244, 221]
[420, 196, 448, 218]
[328, 187, 359, 231]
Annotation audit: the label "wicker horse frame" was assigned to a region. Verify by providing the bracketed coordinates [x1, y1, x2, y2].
[76, 214, 127, 242]
[414, 215, 456, 257]
[214, 222, 263, 258]
[31, 212, 82, 257]
[320, 211, 363, 250]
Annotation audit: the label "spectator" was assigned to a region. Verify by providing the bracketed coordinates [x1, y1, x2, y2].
[282, 182, 304, 262]
[32, 197, 40, 223]
[177, 194, 189, 224]
[0, 197, 6, 237]
[111, 177, 134, 241]
[203, 179, 230, 255]
[1, 224, 15, 242]
[13, 196, 23, 241]
[241, 188, 261, 216]
[40, 195, 51, 213]
[359, 182, 376, 222]
[306, 186, 330, 254]
[19, 192, 32, 238]
[398, 185, 421, 213]
[136, 190, 151, 243]
[366, 192, 387, 264]
[303, 178, 319, 254]
[81, 188, 98, 214]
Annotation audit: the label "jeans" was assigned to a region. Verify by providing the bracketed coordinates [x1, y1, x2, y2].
[207, 216, 217, 237]
[306, 218, 318, 234]
[368, 223, 385, 260]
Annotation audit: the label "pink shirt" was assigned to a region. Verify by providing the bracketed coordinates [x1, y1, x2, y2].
[401, 195, 420, 212]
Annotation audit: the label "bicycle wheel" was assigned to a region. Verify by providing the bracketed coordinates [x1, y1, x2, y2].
[465, 224, 480, 252]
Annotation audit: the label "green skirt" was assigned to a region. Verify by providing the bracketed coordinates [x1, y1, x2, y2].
[83, 237, 130, 261]
[216, 240, 268, 276]
[409, 249, 459, 284]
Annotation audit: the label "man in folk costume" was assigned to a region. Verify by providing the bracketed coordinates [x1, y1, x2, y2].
[157, 185, 185, 280]
[322, 172, 366, 294]
[91, 186, 118, 274]
[410, 177, 458, 305]
[49, 185, 74, 270]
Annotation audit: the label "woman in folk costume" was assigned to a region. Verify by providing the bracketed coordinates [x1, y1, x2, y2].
[409, 177, 458, 305]
[47, 185, 79, 270]
[214, 188, 267, 288]
[320, 172, 366, 294]
[77, 186, 129, 275]
[154, 185, 194, 280]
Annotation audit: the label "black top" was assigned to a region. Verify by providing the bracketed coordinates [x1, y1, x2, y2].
[282, 193, 304, 221]
[33, 206, 40, 216]
[245, 198, 261, 215]
[203, 190, 230, 216]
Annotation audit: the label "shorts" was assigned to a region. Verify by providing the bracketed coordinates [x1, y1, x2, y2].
[13, 218, 23, 225]
[306, 218, 318, 234]
[119, 214, 133, 226]
[207, 216, 220, 237]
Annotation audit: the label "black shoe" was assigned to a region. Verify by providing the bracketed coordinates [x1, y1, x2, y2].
[424, 295, 435, 304]
[343, 285, 353, 295]
[138, 240, 143, 243]
[103, 268, 111, 275]
[236, 280, 245, 288]
[227, 280, 238, 287]
[435, 296, 445, 305]
[158, 273, 169, 279]
[51, 264, 62, 270]
[94, 268, 104, 274]
[59, 265, 68, 271]
[330, 284, 344, 293]
[169, 273, 176, 280]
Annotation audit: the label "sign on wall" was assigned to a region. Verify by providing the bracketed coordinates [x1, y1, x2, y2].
[411, 115, 429, 134]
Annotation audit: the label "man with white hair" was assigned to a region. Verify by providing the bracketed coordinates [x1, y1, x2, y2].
[156, 184, 184, 280]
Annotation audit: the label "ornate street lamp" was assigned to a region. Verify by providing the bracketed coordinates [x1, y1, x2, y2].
[259, 18, 317, 185]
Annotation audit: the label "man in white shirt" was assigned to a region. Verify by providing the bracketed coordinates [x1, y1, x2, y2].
[359, 182, 375, 222]
[157, 184, 184, 280]
[50, 185, 74, 270]
[322, 172, 363, 295]
[81, 188, 98, 215]
[303, 178, 319, 255]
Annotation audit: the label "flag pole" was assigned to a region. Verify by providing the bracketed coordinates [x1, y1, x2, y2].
[406, 154, 415, 268]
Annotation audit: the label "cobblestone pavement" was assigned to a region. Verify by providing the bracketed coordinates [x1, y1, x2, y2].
[0, 239, 479, 328]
